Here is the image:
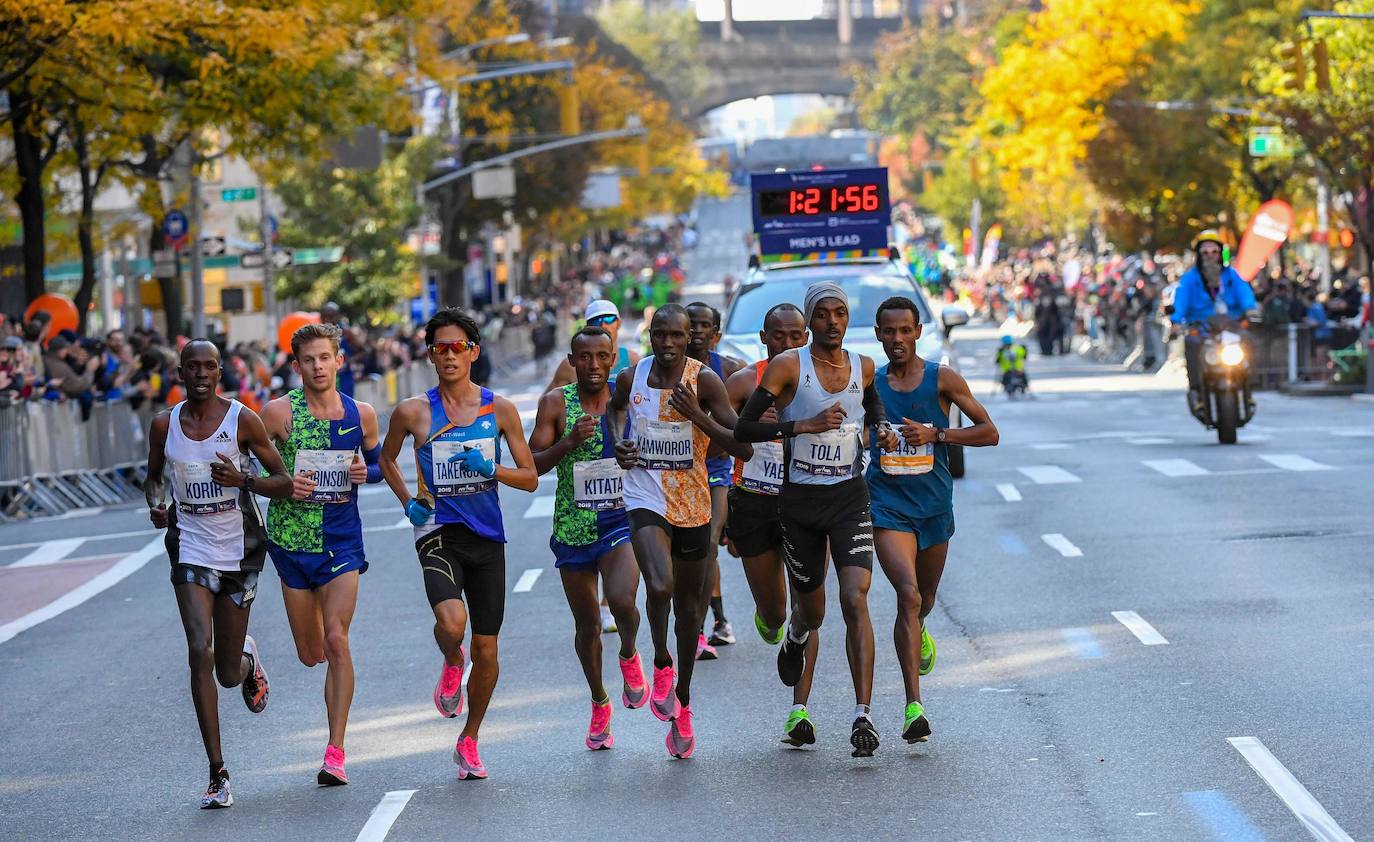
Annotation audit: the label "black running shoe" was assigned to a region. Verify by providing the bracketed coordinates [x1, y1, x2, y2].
[777, 634, 805, 687]
[850, 716, 879, 758]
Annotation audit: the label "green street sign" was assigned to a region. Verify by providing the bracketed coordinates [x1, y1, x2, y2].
[1247, 128, 1282, 157]
[292, 247, 344, 266]
[220, 187, 258, 203]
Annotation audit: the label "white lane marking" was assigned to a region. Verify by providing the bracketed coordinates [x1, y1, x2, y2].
[1329, 429, 1374, 438]
[958, 356, 978, 367]
[1018, 465, 1082, 485]
[512, 568, 542, 592]
[996, 483, 1022, 502]
[1041, 533, 1083, 557]
[0, 537, 164, 646]
[1143, 458, 1210, 477]
[523, 495, 555, 519]
[1127, 437, 1174, 445]
[1259, 454, 1334, 473]
[10, 538, 85, 568]
[355, 789, 419, 842]
[0, 528, 154, 552]
[1111, 611, 1169, 645]
[1227, 736, 1354, 842]
[391, 516, 413, 530]
[1029, 443, 1071, 451]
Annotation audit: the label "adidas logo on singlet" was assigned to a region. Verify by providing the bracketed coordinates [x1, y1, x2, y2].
[847, 381, 860, 393]
[215, 431, 232, 442]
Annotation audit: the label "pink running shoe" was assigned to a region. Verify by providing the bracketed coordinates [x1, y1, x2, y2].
[695, 632, 718, 661]
[650, 662, 678, 722]
[619, 652, 648, 709]
[317, 745, 348, 786]
[453, 735, 487, 780]
[666, 703, 695, 759]
[586, 700, 614, 751]
[433, 647, 466, 718]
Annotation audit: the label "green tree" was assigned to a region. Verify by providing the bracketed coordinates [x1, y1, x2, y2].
[595, 0, 705, 105]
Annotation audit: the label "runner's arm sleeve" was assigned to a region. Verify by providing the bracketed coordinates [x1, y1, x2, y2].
[734, 387, 795, 441]
[863, 380, 887, 430]
[363, 442, 383, 484]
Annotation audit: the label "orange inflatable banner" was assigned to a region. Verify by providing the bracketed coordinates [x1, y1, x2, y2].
[1233, 200, 1293, 282]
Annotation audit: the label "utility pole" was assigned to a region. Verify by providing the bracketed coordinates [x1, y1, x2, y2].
[189, 161, 206, 339]
[1315, 179, 1331, 292]
[258, 183, 276, 324]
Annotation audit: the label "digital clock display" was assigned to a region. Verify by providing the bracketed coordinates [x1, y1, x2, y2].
[757, 183, 883, 218]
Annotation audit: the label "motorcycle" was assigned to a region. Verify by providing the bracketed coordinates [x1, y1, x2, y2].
[1002, 368, 1028, 398]
[1187, 317, 1255, 444]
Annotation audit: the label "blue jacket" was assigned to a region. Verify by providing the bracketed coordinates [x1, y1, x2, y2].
[1170, 265, 1257, 324]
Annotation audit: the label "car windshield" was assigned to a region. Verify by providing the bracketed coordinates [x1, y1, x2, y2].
[725, 270, 933, 334]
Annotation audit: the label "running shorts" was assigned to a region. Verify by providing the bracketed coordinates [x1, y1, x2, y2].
[170, 563, 259, 608]
[415, 523, 506, 636]
[726, 486, 782, 559]
[707, 457, 733, 488]
[778, 477, 873, 594]
[628, 508, 711, 562]
[871, 505, 956, 551]
[166, 506, 268, 573]
[550, 525, 633, 572]
[268, 544, 367, 591]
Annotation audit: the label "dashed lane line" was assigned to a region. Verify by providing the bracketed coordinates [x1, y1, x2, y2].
[513, 568, 542, 593]
[355, 790, 419, 842]
[1111, 610, 1169, 645]
[1143, 458, 1210, 477]
[1259, 454, 1334, 473]
[1227, 736, 1354, 842]
[10, 538, 85, 568]
[1018, 465, 1082, 485]
[995, 483, 1022, 502]
[1041, 533, 1083, 557]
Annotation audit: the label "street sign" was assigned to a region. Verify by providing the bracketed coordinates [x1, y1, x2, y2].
[272, 249, 294, 269]
[473, 166, 517, 200]
[240, 252, 266, 270]
[291, 246, 343, 266]
[199, 237, 226, 256]
[163, 210, 189, 248]
[220, 187, 258, 203]
[1248, 127, 1282, 157]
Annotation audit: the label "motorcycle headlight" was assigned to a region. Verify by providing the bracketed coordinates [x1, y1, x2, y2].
[1204, 347, 1219, 365]
[1219, 343, 1244, 366]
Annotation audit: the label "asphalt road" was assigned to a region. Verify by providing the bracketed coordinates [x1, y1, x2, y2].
[2, 330, 1372, 842]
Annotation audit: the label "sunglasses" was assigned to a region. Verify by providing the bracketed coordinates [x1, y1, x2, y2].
[586, 315, 619, 327]
[429, 340, 478, 356]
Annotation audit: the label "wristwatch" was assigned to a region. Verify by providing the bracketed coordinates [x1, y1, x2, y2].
[936, 428, 948, 444]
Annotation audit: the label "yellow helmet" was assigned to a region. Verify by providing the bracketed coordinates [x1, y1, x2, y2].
[1193, 229, 1224, 249]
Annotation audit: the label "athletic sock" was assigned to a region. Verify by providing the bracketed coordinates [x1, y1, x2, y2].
[593, 694, 611, 706]
[710, 596, 725, 621]
[791, 703, 807, 713]
[854, 704, 871, 720]
[786, 627, 810, 646]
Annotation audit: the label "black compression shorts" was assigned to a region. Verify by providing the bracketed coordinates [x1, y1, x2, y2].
[727, 486, 782, 559]
[415, 523, 506, 636]
[628, 509, 711, 562]
[778, 477, 874, 594]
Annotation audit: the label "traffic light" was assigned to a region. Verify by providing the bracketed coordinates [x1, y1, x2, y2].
[1279, 39, 1306, 91]
[1312, 39, 1331, 92]
[559, 84, 580, 136]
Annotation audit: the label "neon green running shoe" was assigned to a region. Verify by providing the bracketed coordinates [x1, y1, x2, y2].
[755, 611, 784, 646]
[919, 624, 936, 676]
[781, 707, 816, 748]
[902, 701, 931, 743]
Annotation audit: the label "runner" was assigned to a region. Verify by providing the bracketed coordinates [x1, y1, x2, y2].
[867, 297, 998, 743]
[686, 301, 743, 658]
[378, 307, 538, 780]
[260, 322, 382, 785]
[528, 327, 647, 751]
[606, 303, 753, 758]
[544, 298, 640, 634]
[144, 340, 294, 808]
[723, 302, 822, 746]
[734, 282, 899, 758]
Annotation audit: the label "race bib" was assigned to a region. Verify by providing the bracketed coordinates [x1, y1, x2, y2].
[295, 449, 353, 503]
[792, 423, 859, 478]
[880, 425, 934, 476]
[431, 438, 497, 497]
[573, 458, 625, 511]
[635, 419, 694, 471]
[173, 461, 238, 515]
[740, 441, 784, 495]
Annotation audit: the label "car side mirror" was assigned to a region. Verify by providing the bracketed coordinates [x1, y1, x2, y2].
[941, 307, 969, 336]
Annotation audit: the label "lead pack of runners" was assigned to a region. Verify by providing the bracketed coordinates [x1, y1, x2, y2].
[147, 290, 998, 805]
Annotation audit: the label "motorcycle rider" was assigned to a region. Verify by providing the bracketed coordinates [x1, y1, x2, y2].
[994, 335, 1027, 394]
[1169, 230, 1258, 411]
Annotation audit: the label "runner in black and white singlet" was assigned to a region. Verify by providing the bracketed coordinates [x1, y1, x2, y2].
[734, 282, 900, 758]
[379, 307, 538, 781]
[528, 327, 648, 752]
[144, 340, 294, 808]
[260, 322, 383, 786]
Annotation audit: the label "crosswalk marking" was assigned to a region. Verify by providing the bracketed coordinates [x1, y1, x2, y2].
[1259, 454, 1334, 472]
[1111, 611, 1169, 645]
[513, 568, 543, 592]
[1143, 458, 1210, 477]
[1041, 533, 1083, 557]
[523, 495, 555, 519]
[10, 538, 85, 568]
[1029, 443, 1071, 451]
[996, 483, 1022, 502]
[1018, 465, 1082, 485]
